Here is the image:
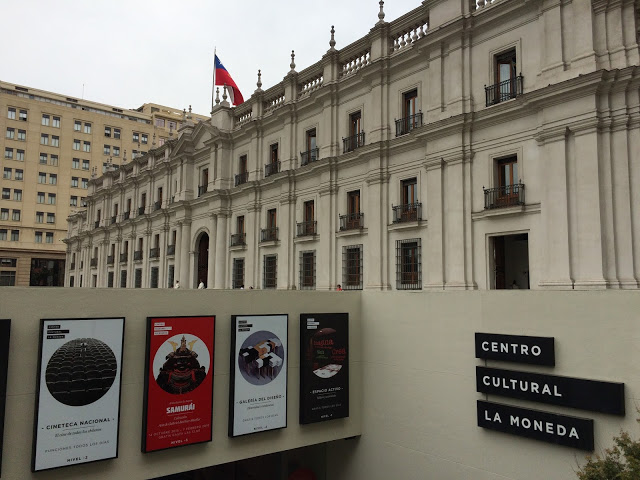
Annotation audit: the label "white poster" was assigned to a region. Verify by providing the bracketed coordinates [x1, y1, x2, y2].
[229, 314, 288, 437]
[32, 317, 125, 472]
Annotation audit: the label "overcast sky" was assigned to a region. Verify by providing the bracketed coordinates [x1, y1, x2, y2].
[2, 0, 421, 116]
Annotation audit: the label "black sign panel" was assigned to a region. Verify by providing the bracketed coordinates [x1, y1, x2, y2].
[300, 313, 349, 424]
[475, 333, 555, 366]
[477, 366, 625, 415]
[0, 319, 10, 477]
[477, 400, 594, 451]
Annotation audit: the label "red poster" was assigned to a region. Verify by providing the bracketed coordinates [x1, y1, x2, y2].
[142, 316, 215, 452]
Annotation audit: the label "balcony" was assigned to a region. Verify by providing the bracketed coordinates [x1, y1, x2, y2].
[167, 244, 176, 256]
[119, 253, 128, 263]
[297, 221, 317, 237]
[340, 212, 364, 231]
[395, 112, 423, 137]
[94, 221, 100, 229]
[123, 211, 130, 220]
[138, 206, 146, 215]
[300, 148, 319, 166]
[265, 161, 281, 177]
[110, 216, 117, 225]
[134, 250, 143, 261]
[198, 185, 208, 197]
[260, 227, 279, 242]
[392, 203, 422, 223]
[107, 255, 114, 265]
[483, 184, 525, 210]
[70, 262, 75, 270]
[230, 233, 246, 247]
[342, 132, 365, 153]
[485, 75, 523, 107]
[234, 172, 249, 187]
[154, 201, 162, 211]
[149, 247, 160, 259]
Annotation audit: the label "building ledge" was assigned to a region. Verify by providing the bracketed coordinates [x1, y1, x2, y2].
[387, 220, 426, 232]
[229, 244, 247, 252]
[259, 240, 280, 248]
[336, 228, 368, 238]
[471, 202, 540, 221]
[294, 235, 319, 244]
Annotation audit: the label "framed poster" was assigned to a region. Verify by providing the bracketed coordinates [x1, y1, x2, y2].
[0, 319, 10, 478]
[142, 316, 215, 452]
[229, 314, 288, 437]
[32, 317, 125, 472]
[299, 313, 349, 424]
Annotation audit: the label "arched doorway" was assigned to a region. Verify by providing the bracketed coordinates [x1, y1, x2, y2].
[196, 233, 209, 287]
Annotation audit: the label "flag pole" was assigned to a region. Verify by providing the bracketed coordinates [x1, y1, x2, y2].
[211, 47, 217, 113]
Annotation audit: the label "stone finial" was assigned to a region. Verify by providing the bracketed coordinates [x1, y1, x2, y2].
[290, 50, 296, 72]
[329, 26, 336, 49]
[188, 105, 192, 117]
[123, 150, 127, 162]
[222, 85, 228, 102]
[215, 87, 220, 104]
[256, 69, 262, 90]
[152, 133, 156, 146]
[378, 0, 385, 23]
[182, 108, 186, 120]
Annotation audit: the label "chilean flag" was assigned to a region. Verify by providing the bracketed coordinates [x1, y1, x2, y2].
[215, 55, 244, 106]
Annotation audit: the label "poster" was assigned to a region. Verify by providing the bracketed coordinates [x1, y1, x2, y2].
[229, 314, 288, 437]
[142, 316, 215, 452]
[299, 313, 349, 424]
[32, 317, 125, 472]
[0, 319, 10, 478]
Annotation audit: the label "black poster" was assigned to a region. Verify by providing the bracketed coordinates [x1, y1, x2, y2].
[477, 400, 594, 451]
[0, 319, 10, 478]
[475, 333, 555, 366]
[476, 366, 625, 415]
[299, 313, 349, 424]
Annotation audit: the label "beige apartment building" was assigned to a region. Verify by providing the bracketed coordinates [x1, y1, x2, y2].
[0, 81, 207, 286]
[65, 0, 639, 292]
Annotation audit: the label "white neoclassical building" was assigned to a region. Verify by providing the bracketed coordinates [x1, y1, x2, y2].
[65, 0, 640, 291]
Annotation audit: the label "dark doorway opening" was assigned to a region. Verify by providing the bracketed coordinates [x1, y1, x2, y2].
[196, 233, 209, 288]
[491, 233, 529, 289]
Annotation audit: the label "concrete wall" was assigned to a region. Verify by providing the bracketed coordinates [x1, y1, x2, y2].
[0, 289, 362, 480]
[326, 290, 640, 480]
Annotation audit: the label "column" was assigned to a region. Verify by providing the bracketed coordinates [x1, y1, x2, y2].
[279, 195, 295, 289]
[214, 213, 228, 289]
[540, 0, 565, 77]
[180, 221, 191, 286]
[127, 233, 135, 288]
[207, 214, 217, 288]
[174, 221, 182, 284]
[443, 155, 468, 289]
[142, 232, 150, 288]
[159, 226, 167, 288]
[365, 174, 386, 290]
[424, 158, 444, 290]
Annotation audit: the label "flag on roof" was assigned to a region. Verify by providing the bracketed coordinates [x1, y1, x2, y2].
[214, 55, 244, 106]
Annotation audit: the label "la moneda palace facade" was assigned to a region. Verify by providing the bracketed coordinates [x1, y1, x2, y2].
[65, 0, 640, 292]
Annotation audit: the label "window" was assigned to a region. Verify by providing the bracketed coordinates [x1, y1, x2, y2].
[84, 123, 92, 134]
[50, 154, 58, 166]
[47, 213, 55, 224]
[1, 189, 9, 200]
[396, 89, 421, 136]
[343, 244, 363, 290]
[7, 108, 16, 120]
[404, 89, 418, 119]
[167, 265, 175, 288]
[39, 153, 47, 165]
[488, 49, 519, 106]
[232, 258, 245, 289]
[394, 177, 420, 223]
[42, 114, 50, 126]
[0, 271, 16, 286]
[35, 231, 43, 243]
[103, 145, 110, 155]
[345, 111, 363, 152]
[51, 136, 59, 147]
[81, 178, 88, 189]
[0, 230, 6, 241]
[113, 128, 121, 139]
[36, 211, 44, 223]
[82, 160, 90, 170]
[82, 196, 88, 207]
[141, 133, 148, 144]
[38, 172, 47, 184]
[300, 200, 315, 235]
[113, 146, 120, 156]
[83, 141, 91, 152]
[15, 150, 24, 162]
[10, 230, 19, 242]
[396, 238, 422, 290]
[4, 148, 13, 159]
[302, 129, 318, 165]
[49, 174, 57, 185]
[6, 128, 14, 139]
[0, 209, 7, 220]
[263, 254, 277, 289]
[52, 116, 60, 128]
[74, 120, 81, 131]
[37, 192, 45, 203]
[11, 210, 20, 221]
[104, 127, 111, 137]
[237, 215, 245, 235]
[72, 158, 80, 169]
[14, 169, 22, 180]
[155, 118, 165, 127]
[133, 132, 139, 143]
[70, 196, 78, 207]
[73, 139, 81, 150]
[17, 130, 25, 141]
[48, 193, 56, 205]
[299, 251, 316, 290]
[3, 168, 11, 180]
[13, 189, 22, 201]
[107, 271, 114, 288]
[133, 269, 142, 288]
[0, 258, 17, 267]
[71, 177, 79, 188]
[19, 110, 27, 121]
[46, 232, 54, 243]
[120, 270, 127, 288]
[497, 156, 518, 189]
[150, 267, 159, 288]
[40, 134, 49, 145]
[486, 155, 522, 209]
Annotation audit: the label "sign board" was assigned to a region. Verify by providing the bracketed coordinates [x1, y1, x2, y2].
[142, 316, 215, 452]
[475, 333, 555, 366]
[299, 313, 349, 424]
[0, 320, 10, 478]
[32, 317, 125, 472]
[229, 314, 288, 437]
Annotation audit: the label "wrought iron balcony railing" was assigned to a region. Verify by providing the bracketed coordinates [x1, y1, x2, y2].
[395, 112, 423, 137]
[149, 247, 160, 259]
[235, 172, 249, 187]
[94, 221, 100, 229]
[167, 244, 176, 256]
[260, 227, 279, 242]
[110, 216, 117, 225]
[138, 206, 146, 215]
[154, 201, 162, 211]
[300, 148, 319, 166]
[107, 255, 114, 265]
[483, 183, 525, 209]
[123, 211, 130, 220]
[119, 253, 128, 263]
[342, 132, 365, 153]
[297, 220, 317, 237]
[485, 75, 523, 107]
[134, 250, 143, 261]
[340, 212, 364, 231]
[230, 233, 246, 247]
[198, 185, 208, 196]
[90, 258, 98, 267]
[392, 203, 422, 223]
[265, 161, 281, 177]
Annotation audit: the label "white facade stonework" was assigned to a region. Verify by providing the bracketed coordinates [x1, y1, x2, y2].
[65, 0, 640, 291]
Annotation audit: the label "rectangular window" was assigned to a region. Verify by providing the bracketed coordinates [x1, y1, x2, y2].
[48, 193, 56, 205]
[150, 267, 159, 288]
[3, 168, 11, 180]
[263, 254, 277, 289]
[0, 271, 16, 286]
[80, 197, 86, 207]
[493, 49, 518, 104]
[4, 148, 13, 159]
[40, 134, 49, 145]
[51, 135, 59, 147]
[104, 126, 111, 137]
[70, 196, 78, 207]
[113, 146, 120, 156]
[349, 111, 362, 138]
[345, 190, 361, 229]
[7, 108, 16, 120]
[83, 141, 91, 152]
[52, 116, 60, 128]
[114, 128, 121, 139]
[38, 172, 46, 184]
[39, 153, 47, 165]
[155, 118, 165, 128]
[49, 174, 57, 185]
[17, 130, 25, 141]
[5, 127, 14, 139]
[0, 209, 7, 221]
[396, 238, 422, 290]
[302, 129, 318, 164]
[108, 271, 114, 288]
[36, 231, 44, 244]
[81, 178, 88, 189]
[299, 251, 316, 290]
[1, 189, 9, 200]
[13, 189, 22, 201]
[19, 110, 27, 121]
[74, 120, 81, 131]
[72, 158, 80, 169]
[69, 276, 74, 287]
[237, 215, 245, 234]
[343, 244, 363, 290]
[167, 265, 175, 288]
[396, 89, 421, 136]
[104, 145, 110, 155]
[71, 177, 79, 188]
[50, 154, 58, 166]
[73, 139, 81, 150]
[133, 132, 139, 142]
[37, 192, 45, 203]
[42, 114, 50, 126]
[35, 211, 44, 223]
[12, 210, 20, 221]
[0, 230, 6, 241]
[120, 270, 127, 288]
[135, 268, 142, 288]
[46, 232, 54, 244]
[270, 143, 278, 164]
[0, 258, 17, 267]
[84, 123, 92, 134]
[232, 258, 245, 289]
[10, 230, 19, 242]
[82, 160, 90, 170]
[47, 213, 55, 224]
[14, 169, 22, 180]
[141, 133, 148, 144]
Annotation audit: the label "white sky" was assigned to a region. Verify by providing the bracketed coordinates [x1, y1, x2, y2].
[1, 0, 421, 116]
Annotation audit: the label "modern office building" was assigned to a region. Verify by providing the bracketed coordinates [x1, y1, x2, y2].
[65, 0, 639, 292]
[0, 81, 207, 286]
